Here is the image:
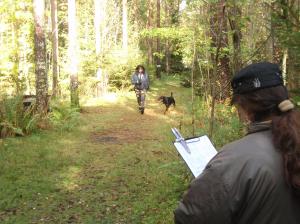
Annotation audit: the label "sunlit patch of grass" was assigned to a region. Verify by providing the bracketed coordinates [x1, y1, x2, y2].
[59, 166, 81, 191]
[82, 90, 137, 107]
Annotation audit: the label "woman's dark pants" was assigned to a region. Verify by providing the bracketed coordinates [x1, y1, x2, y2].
[135, 89, 146, 114]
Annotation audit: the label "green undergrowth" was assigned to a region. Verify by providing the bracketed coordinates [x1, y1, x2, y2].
[0, 96, 81, 139]
[0, 75, 243, 223]
[0, 95, 38, 138]
[49, 101, 81, 132]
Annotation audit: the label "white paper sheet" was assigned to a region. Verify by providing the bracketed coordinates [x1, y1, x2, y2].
[174, 135, 217, 177]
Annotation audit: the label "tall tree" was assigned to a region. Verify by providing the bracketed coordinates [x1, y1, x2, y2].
[265, 2, 275, 63]
[208, 0, 229, 137]
[228, 2, 242, 75]
[94, 0, 102, 55]
[50, 0, 59, 97]
[122, 0, 128, 50]
[33, 0, 48, 115]
[12, 3, 21, 94]
[68, 0, 79, 107]
[164, 2, 171, 74]
[155, 0, 161, 78]
[147, 0, 154, 65]
[210, 0, 230, 100]
[94, 0, 106, 96]
[163, 0, 182, 74]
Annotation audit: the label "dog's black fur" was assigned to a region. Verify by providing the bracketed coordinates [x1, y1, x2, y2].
[158, 92, 176, 114]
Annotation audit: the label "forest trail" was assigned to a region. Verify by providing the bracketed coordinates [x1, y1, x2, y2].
[85, 82, 182, 147]
[0, 77, 192, 224]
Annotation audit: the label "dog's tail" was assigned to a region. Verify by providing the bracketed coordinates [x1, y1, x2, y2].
[171, 92, 173, 97]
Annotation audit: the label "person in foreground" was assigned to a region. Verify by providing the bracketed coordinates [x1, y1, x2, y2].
[174, 62, 300, 224]
[131, 65, 149, 114]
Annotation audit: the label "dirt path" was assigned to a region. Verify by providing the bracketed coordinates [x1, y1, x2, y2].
[72, 79, 191, 223]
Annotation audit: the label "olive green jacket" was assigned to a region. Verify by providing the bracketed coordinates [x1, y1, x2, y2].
[174, 122, 300, 224]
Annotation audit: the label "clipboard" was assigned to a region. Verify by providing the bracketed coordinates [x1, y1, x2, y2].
[172, 128, 218, 177]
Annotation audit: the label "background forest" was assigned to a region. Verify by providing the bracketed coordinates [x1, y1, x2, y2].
[0, 0, 300, 136]
[0, 0, 300, 223]
[0, 0, 300, 137]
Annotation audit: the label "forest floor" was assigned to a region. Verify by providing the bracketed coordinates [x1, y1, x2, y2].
[0, 76, 199, 224]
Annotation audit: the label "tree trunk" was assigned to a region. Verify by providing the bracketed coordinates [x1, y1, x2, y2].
[50, 0, 59, 97]
[191, 34, 197, 136]
[94, 0, 102, 55]
[282, 48, 288, 85]
[208, 0, 228, 137]
[68, 0, 79, 107]
[95, 0, 104, 97]
[12, 13, 21, 94]
[265, 2, 275, 63]
[122, 0, 128, 50]
[165, 40, 171, 74]
[156, 0, 161, 78]
[210, 0, 230, 100]
[147, 0, 154, 65]
[33, 0, 48, 115]
[164, 1, 171, 74]
[228, 4, 242, 75]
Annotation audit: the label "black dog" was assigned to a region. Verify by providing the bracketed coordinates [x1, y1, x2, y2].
[158, 92, 176, 114]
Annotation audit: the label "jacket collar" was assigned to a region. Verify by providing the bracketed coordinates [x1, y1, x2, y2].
[247, 120, 272, 135]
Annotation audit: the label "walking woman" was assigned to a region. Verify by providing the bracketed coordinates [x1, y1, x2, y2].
[174, 62, 300, 224]
[131, 65, 149, 114]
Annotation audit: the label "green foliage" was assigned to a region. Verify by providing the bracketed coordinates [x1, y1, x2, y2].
[0, 95, 38, 138]
[78, 76, 99, 98]
[49, 101, 81, 132]
[208, 101, 243, 147]
[103, 49, 147, 90]
[0, 0, 34, 95]
[141, 27, 193, 40]
[271, 1, 300, 57]
[0, 96, 81, 138]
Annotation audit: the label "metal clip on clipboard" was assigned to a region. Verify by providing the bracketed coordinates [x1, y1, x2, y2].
[171, 128, 191, 154]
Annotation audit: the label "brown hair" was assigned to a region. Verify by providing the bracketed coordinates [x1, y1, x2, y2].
[135, 65, 145, 73]
[232, 86, 300, 195]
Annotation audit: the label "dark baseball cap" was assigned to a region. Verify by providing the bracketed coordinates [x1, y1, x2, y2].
[231, 62, 284, 94]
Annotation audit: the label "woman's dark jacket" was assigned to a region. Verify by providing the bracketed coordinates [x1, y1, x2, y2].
[131, 72, 149, 90]
[174, 122, 300, 224]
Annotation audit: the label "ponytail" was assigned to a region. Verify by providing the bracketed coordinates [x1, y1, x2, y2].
[232, 86, 300, 195]
[272, 109, 300, 195]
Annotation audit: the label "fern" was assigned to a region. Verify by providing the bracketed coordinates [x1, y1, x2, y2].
[49, 101, 80, 132]
[0, 95, 38, 138]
